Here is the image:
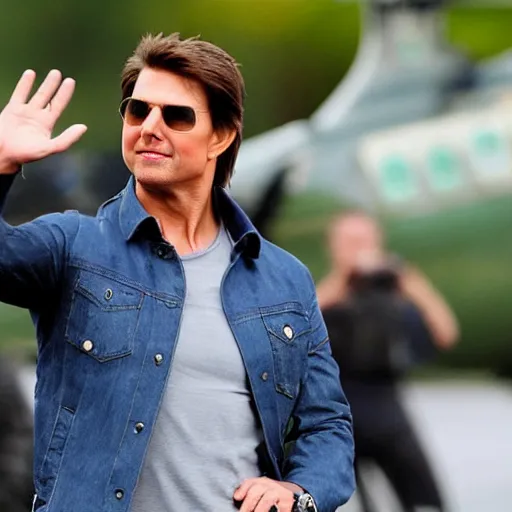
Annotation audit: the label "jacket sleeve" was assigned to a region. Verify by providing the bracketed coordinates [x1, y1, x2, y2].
[0, 174, 79, 310]
[281, 275, 355, 512]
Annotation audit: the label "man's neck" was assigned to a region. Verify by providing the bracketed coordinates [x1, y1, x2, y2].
[135, 179, 220, 256]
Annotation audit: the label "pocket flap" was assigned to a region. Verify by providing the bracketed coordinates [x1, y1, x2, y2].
[65, 270, 143, 362]
[76, 272, 143, 311]
[261, 304, 311, 344]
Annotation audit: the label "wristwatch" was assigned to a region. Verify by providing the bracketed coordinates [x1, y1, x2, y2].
[292, 492, 317, 512]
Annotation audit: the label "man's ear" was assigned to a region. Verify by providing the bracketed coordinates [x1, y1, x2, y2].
[207, 127, 237, 161]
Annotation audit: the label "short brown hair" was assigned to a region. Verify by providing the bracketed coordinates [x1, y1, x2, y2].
[121, 33, 245, 187]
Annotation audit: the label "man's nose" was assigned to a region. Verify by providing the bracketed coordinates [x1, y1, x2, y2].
[141, 106, 164, 137]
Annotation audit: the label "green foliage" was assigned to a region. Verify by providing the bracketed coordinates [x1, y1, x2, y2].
[0, 303, 34, 356]
[0, 0, 359, 149]
[447, 7, 512, 59]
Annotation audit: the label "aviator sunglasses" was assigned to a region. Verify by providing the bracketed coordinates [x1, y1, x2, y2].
[119, 97, 208, 132]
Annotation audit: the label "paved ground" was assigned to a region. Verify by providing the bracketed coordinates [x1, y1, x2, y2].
[17, 370, 512, 512]
[341, 381, 512, 512]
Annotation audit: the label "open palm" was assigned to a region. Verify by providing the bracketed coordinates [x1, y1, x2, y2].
[0, 69, 87, 173]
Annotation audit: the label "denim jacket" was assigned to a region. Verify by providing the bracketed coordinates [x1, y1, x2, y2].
[0, 174, 354, 512]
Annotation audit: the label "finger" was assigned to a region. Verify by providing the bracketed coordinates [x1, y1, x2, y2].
[278, 496, 294, 512]
[254, 493, 280, 512]
[28, 69, 63, 109]
[239, 485, 266, 512]
[273, 495, 294, 512]
[9, 70, 36, 104]
[50, 124, 88, 154]
[46, 78, 76, 120]
[234, 478, 259, 501]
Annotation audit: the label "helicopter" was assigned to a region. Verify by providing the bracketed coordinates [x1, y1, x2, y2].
[229, 0, 512, 375]
[232, 0, 512, 221]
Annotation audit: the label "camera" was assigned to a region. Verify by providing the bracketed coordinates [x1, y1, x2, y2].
[347, 256, 403, 294]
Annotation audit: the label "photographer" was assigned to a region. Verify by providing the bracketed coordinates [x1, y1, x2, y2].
[317, 212, 459, 512]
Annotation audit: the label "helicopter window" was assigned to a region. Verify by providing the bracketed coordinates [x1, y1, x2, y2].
[379, 154, 419, 203]
[469, 129, 511, 182]
[426, 146, 464, 192]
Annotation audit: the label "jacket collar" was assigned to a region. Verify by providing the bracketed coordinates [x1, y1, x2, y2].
[117, 177, 261, 259]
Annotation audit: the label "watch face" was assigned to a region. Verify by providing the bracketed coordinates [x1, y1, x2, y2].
[298, 493, 317, 512]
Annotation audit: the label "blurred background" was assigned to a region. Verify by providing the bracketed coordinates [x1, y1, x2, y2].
[0, 0, 511, 510]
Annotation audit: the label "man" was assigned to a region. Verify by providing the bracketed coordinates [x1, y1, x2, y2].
[317, 212, 459, 512]
[0, 34, 354, 512]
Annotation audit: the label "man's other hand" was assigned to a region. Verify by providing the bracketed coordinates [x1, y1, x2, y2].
[234, 477, 303, 512]
[0, 69, 87, 174]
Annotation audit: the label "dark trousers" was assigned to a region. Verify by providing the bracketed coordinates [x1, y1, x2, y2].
[346, 382, 444, 512]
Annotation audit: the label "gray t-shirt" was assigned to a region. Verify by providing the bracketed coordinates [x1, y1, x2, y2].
[131, 224, 263, 512]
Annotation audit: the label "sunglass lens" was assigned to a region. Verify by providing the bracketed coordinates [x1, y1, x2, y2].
[163, 105, 196, 132]
[125, 99, 150, 124]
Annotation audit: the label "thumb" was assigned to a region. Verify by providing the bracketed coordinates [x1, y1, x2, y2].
[233, 479, 252, 500]
[50, 124, 88, 154]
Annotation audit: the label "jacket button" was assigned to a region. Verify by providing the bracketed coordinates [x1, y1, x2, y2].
[283, 325, 294, 340]
[261, 372, 269, 381]
[156, 245, 171, 259]
[104, 288, 113, 300]
[115, 490, 124, 500]
[154, 354, 164, 366]
[135, 422, 145, 434]
[82, 340, 94, 352]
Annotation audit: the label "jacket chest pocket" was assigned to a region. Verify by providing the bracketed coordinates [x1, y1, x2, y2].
[65, 271, 144, 362]
[261, 304, 311, 399]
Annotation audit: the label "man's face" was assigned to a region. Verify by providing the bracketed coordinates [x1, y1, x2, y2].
[330, 215, 384, 273]
[121, 67, 219, 190]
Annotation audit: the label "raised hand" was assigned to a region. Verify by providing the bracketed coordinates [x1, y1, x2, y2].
[0, 69, 87, 174]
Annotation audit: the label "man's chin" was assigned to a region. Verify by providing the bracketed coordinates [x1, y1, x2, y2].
[131, 165, 211, 193]
[132, 168, 174, 189]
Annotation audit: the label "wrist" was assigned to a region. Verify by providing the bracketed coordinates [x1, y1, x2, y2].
[281, 482, 304, 495]
[0, 140, 20, 175]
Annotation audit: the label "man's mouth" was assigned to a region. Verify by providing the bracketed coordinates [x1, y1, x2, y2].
[137, 150, 170, 160]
